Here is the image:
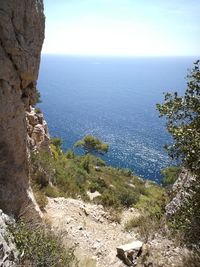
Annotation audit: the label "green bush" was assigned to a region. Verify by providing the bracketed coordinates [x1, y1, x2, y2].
[44, 185, 65, 198]
[94, 157, 106, 166]
[119, 168, 132, 177]
[75, 168, 87, 187]
[135, 183, 167, 219]
[161, 166, 181, 187]
[66, 149, 75, 159]
[51, 137, 63, 149]
[97, 190, 120, 207]
[31, 151, 55, 188]
[36, 171, 49, 188]
[88, 178, 108, 193]
[33, 89, 42, 106]
[81, 154, 90, 173]
[118, 189, 139, 208]
[9, 222, 78, 267]
[35, 107, 42, 114]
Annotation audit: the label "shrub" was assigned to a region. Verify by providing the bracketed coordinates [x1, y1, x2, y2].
[9, 222, 78, 267]
[44, 185, 65, 198]
[119, 168, 132, 177]
[97, 190, 120, 207]
[94, 157, 106, 166]
[125, 214, 162, 242]
[35, 171, 49, 188]
[124, 215, 143, 231]
[75, 168, 87, 187]
[35, 107, 42, 114]
[161, 166, 181, 187]
[135, 184, 167, 219]
[88, 178, 108, 193]
[66, 149, 75, 159]
[31, 151, 55, 187]
[51, 137, 63, 149]
[106, 207, 122, 223]
[33, 89, 42, 106]
[32, 184, 48, 211]
[81, 154, 90, 173]
[118, 189, 139, 208]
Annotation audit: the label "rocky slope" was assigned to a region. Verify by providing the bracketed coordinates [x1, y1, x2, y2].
[0, 0, 45, 217]
[45, 197, 139, 267]
[45, 197, 185, 267]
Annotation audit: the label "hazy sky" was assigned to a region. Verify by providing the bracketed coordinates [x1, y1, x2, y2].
[43, 0, 200, 56]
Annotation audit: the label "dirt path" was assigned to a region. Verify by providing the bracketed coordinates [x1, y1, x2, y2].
[45, 197, 139, 267]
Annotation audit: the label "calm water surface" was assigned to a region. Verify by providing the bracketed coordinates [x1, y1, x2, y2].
[38, 55, 195, 182]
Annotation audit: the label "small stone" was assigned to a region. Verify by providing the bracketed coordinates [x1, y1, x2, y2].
[130, 208, 134, 213]
[66, 217, 73, 224]
[99, 217, 104, 223]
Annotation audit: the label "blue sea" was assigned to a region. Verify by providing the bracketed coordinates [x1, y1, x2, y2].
[38, 55, 195, 182]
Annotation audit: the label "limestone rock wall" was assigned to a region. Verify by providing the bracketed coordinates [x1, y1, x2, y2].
[0, 210, 19, 266]
[165, 169, 196, 217]
[0, 0, 45, 216]
[26, 106, 50, 152]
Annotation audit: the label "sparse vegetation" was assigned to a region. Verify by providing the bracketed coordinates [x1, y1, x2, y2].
[135, 183, 167, 218]
[9, 221, 78, 267]
[51, 137, 63, 149]
[125, 214, 162, 242]
[124, 183, 167, 241]
[169, 182, 200, 250]
[178, 251, 200, 267]
[33, 88, 42, 106]
[31, 138, 162, 212]
[35, 107, 42, 114]
[32, 183, 48, 211]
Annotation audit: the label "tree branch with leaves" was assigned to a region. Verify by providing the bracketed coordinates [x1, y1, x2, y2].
[74, 135, 109, 156]
[156, 60, 200, 175]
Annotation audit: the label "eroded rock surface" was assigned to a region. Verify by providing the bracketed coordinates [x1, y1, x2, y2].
[0, 210, 19, 267]
[165, 169, 197, 217]
[26, 106, 50, 152]
[0, 0, 45, 216]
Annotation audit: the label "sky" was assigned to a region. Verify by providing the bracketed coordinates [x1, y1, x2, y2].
[42, 0, 200, 56]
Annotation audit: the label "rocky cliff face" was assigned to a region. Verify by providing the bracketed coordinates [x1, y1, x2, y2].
[165, 169, 197, 217]
[0, 0, 45, 217]
[26, 106, 50, 152]
[0, 210, 19, 266]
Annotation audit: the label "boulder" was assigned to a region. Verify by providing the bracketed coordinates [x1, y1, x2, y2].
[117, 240, 143, 266]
